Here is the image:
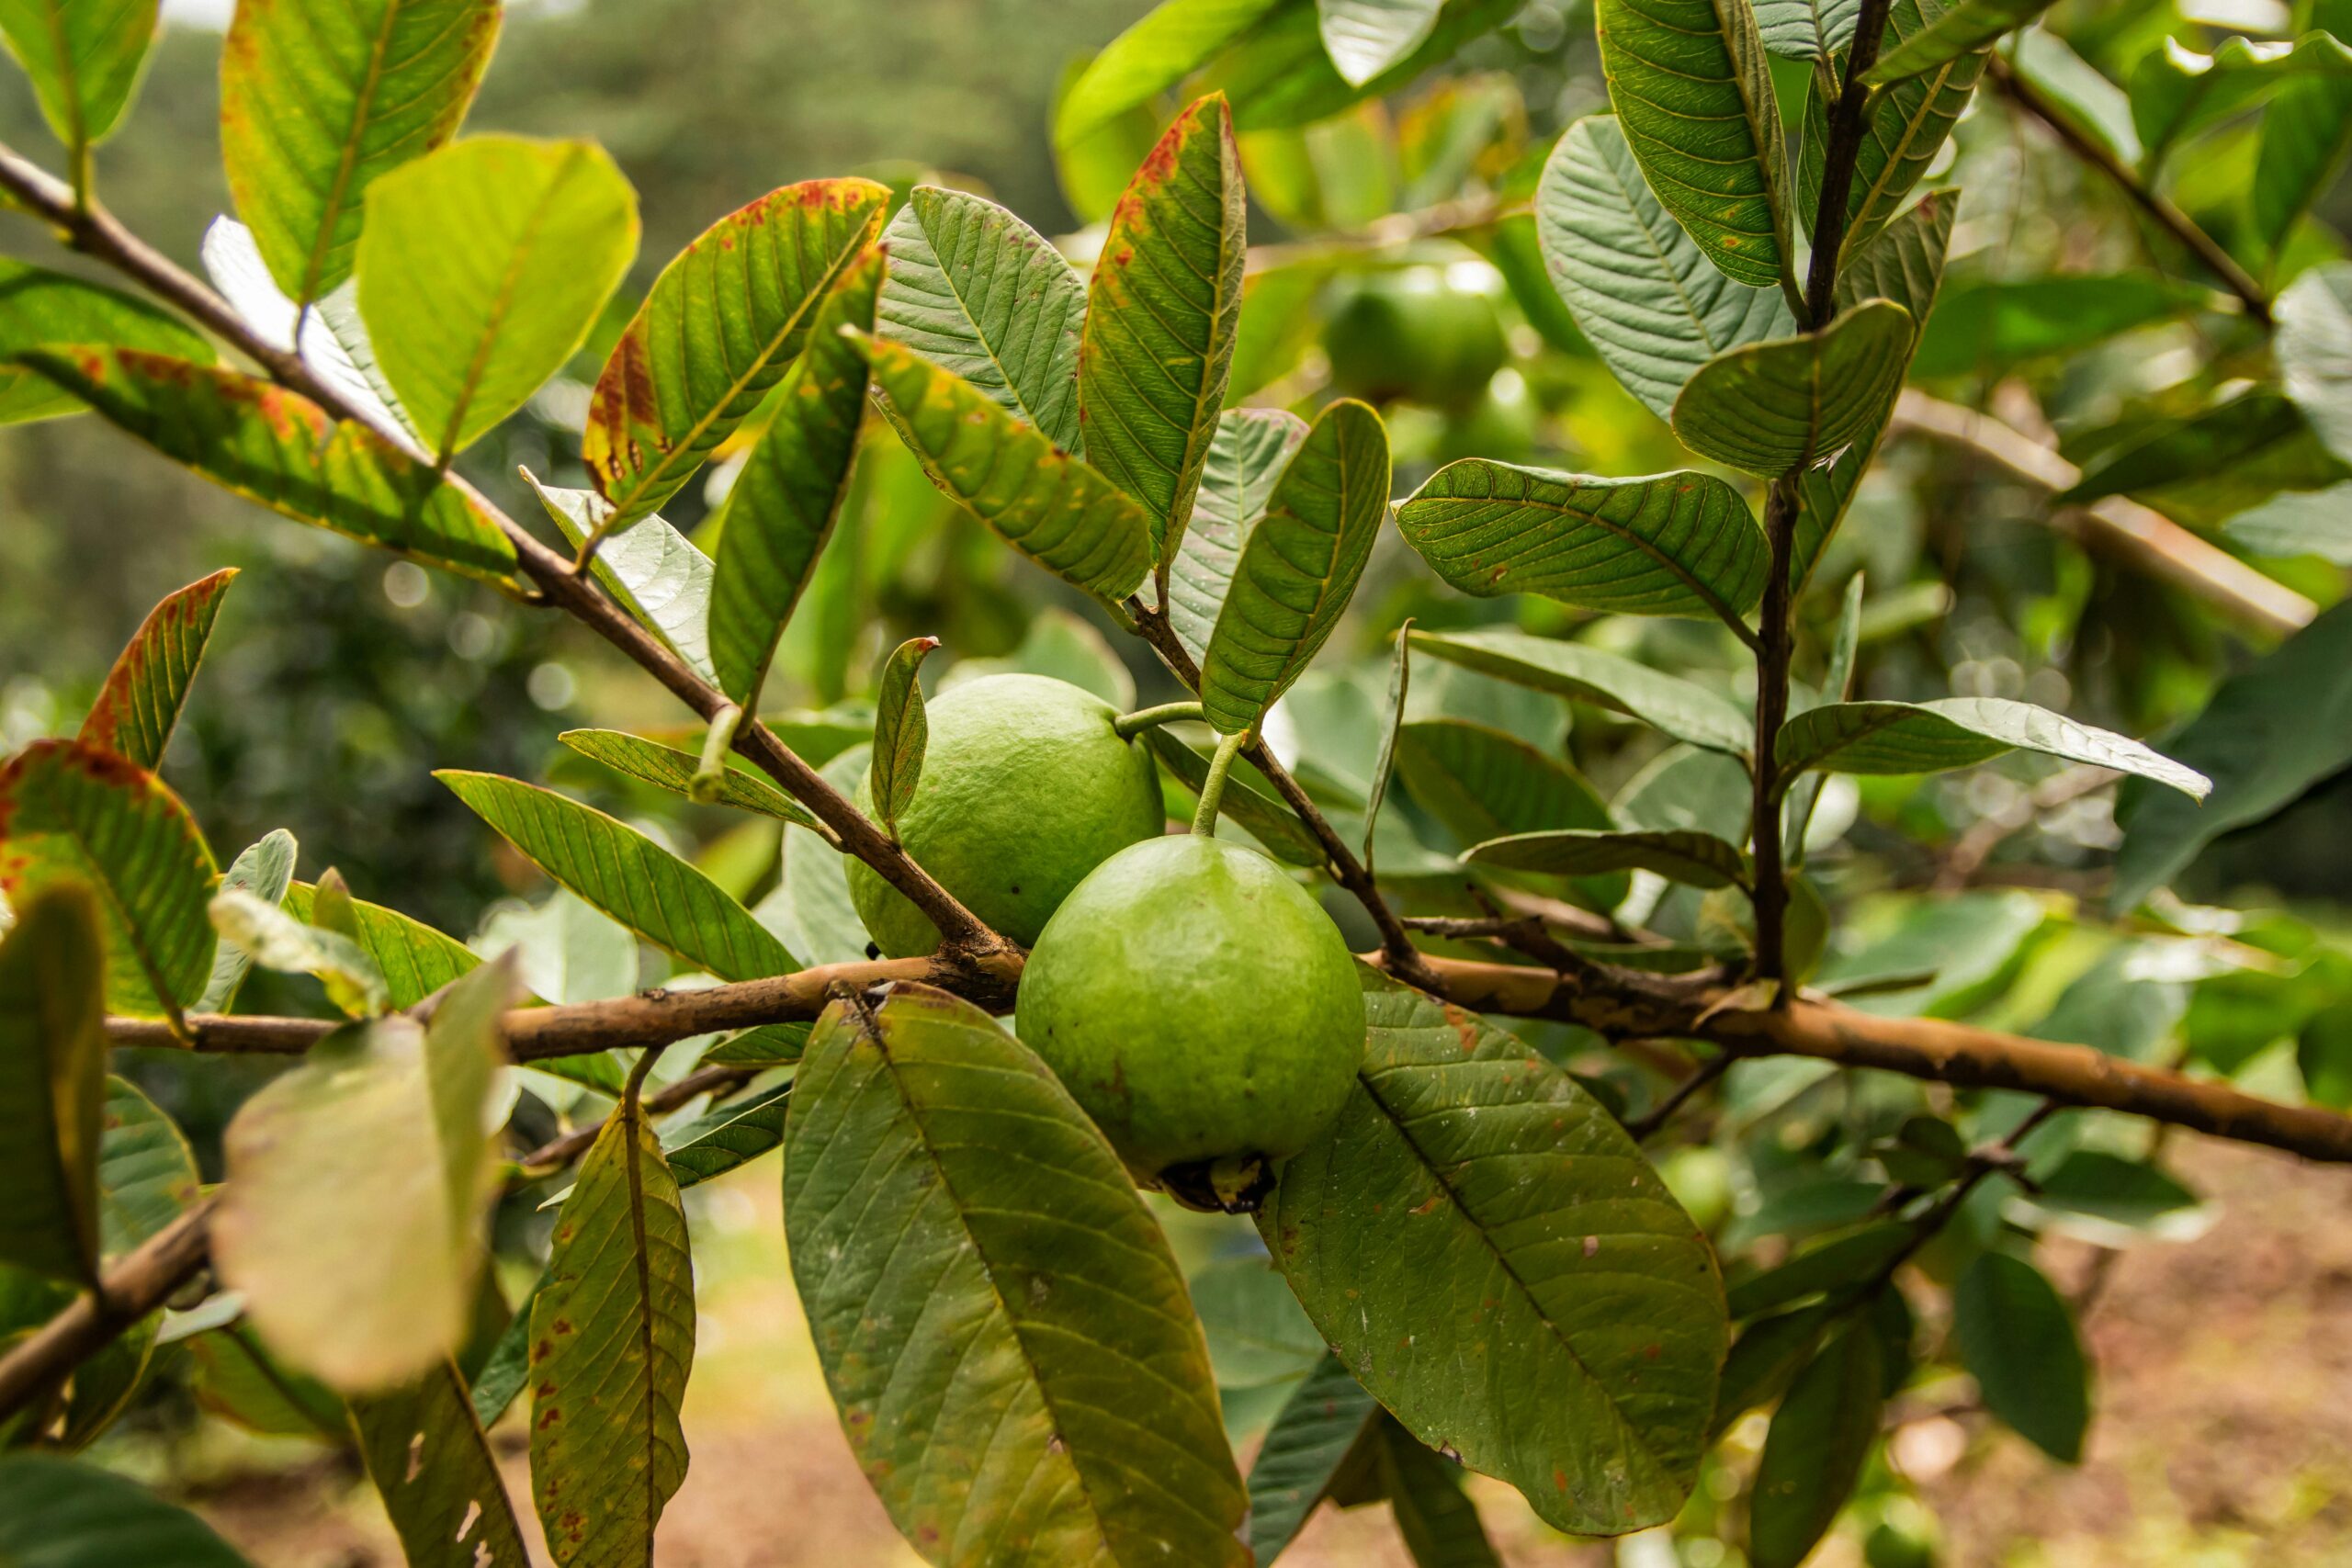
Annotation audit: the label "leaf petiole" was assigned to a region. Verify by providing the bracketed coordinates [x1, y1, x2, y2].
[1191, 728, 1250, 839]
[1113, 701, 1205, 740]
[689, 704, 743, 804]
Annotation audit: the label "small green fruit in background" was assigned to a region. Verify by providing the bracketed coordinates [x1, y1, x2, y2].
[847, 673, 1162, 955]
[1432, 369, 1539, 464]
[1322, 264, 1509, 412]
[1655, 1145, 1734, 1232]
[1015, 833, 1366, 1211]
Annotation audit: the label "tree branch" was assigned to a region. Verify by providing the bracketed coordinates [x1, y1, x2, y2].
[0, 137, 1009, 961]
[1985, 52, 2273, 328]
[0, 1197, 216, 1424]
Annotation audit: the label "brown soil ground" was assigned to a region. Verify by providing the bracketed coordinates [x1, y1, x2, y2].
[173, 1139, 2352, 1567]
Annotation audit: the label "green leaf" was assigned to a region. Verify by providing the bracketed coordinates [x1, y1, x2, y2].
[282, 880, 477, 1010]
[1754, 0, 1862, 59]
[2131, 32, 2352, 175]
[2277, 263, 2352, 467]
[1378, 1419, 1503, 1568]
[356, 136, 638, 462]
[1793, 189, 1955, 590]
[473, 889, 637, 1017]
[349, 1360, 531, 1568]
[77, 568, 233, 771]
[220, 0, 499, 306]
[0, 0, 157, 158]
[0, 883, 105, 1285]
[869, 635, 936, 839]
[529, 1086, 695, 1564]
[1747, 1321, 1883, 1568]
[1193, 1256, 1325, 1390]
[1318, 0, 1444, 85]
[213, 956, 514, 1393]
[582, 179, 887, 531]
[200, 215, 421, 446]
[0, 257, 215, 426]
[0, 1453, 253, 1567]
[559, 728, 819, 827]
[1776, 697, 2210, 798]
[1952, 1251, 2087, 1462]
[2058, 391, 2315, 506]
[2113, 602, 2352, 909]
[1247, 1354, 1381, 1564]
[1465, 828, 1748, 889]
[2226, 481, 2352, 563]
[784, 986, 1249, 1564]
[1054, 0, 1286, 148]
[1912, 272, 2200, 380]
[17, 348, 523, 589]
[2254, 62, 2352, 254]
[1532, 115, 1794, 423]
[1594, 0, 1788, 290]
[1260, 971, 1726, 1536]
[878, 186, 1085, 452]
[96, 1075, 197, 1256]
[2008, 26, 2138, 163]
[662, 1080, 791, 1188]
[1080, 94, 1247, 564]
[468, 1271, 541, 1430]
[1785, 572, 1865, 858]
[1393, 719, 1614, 858]
[1802, 0, 1986, 255]
[1670, 299, 1914, 477]
[1200, 399, 1389, 736]
[856, 330, 1155, 599]
[1398, 458, 1766, 630]
[1170, 408, 1309, 666]
[1207, 0, 1521, 134]
[526, 474, 718, 685]
[209, 887, 389, 1017]
[0, 739, 216, 1020]
[1408, 626, 1753, 754]
[1866, 0, 2050, 85]
[438, 771, 799, 987]
[708, 245, 882, 707]
[753, 745, 874, 965]
[1364, 621, 1410, 870]
[1143, 728, 1328, 866]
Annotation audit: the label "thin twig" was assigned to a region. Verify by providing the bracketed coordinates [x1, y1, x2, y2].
[0, 1198, 216, 1424]
[1626, 1052, 1736, 1142]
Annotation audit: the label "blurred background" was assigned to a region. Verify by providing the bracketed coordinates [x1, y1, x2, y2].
[8, 0, 2352, 1562]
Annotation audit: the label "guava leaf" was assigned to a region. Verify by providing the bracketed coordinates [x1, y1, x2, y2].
[527, 475, 718, 685]
[0, 1454, 252, 1568]
[2277, 264, 2352, 467]
[15, 348, 523, 590]
[282, 881, 478, 1010]
[582, 178, 888, 533]
[879, 186, 1086, 452]
[1866, 0, 2050, 85]
[1800, 0, 1985, 254]
[96, 1075, 197, 1258]
[1200, 399, 1389, 736]
[1398, 458, 1766, 630]
[0, 256, 217, 426]
[2114, 603, 2352, 910]
[2253, 55, 2352, 255]
[1378, 1418, 1503, 1566]
[1532, 115, 1793, 423]
[1247, 1353, 1381, 1564]
[1407, 627, 1753, 754]
[1206, 0, 1523, 133]
[856, 330, 1154, 599]
[529, 1087, 695, 1564]
[212, 956, 514, 1393]
[559, 728, 820, 827]
[1465, 828, 1749, 889]
[1952, 1252, 2086, 1462]
[0, 739, 217, 1020]
[754, 744, 875, 966]
[220, 0, 499, 305]
[1776, 697, 2210, 798]
[1169, 407, 1308, 666]
[662, 1081, 792, 1188]
[1753, 0, 1862, 59]
[1317, 0, 1444, 85]
[209, 887, 389, 1017]
[1192, 1257, 1324, 1391]
[1054, 0, 1285, 149]
[1363, 621, 1411, 870]
[437, 771, 801, 984]
[0, 0, 157, 157]
[1593, 0, 1788, 289]
[1080, 94, 1247, 565]
[1670, 300, 1914, 478]
[707, 246, 882, 708]
[1747, 1321, 1883, 1568]
[2132, 32, 2352, 176]
[870, 635, 937, 838]
[783, 986, 1249, 1565]
[1143, 728, 1327, 866]
[76, 568, 233, 771]
[0, 883, 105, 1286]
[356, 136, 639, 463]
[349, 1360, 530, 1568]
[1393, 719, 1614, 852]
[1259, 972, 1726, 1536]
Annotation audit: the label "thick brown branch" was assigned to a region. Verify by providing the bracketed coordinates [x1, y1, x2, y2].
[0, 138, 1006, 959]
[1986, 53, 2273, 328]
[0, 1197, 215, 1424]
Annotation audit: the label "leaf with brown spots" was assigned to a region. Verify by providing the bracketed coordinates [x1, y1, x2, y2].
[582, 178, 888, 535]
[0, 256, 218, 426]
[527, 1079, 694, 1567]
[1257, 968, 1726, 1537]
[79, 570, 235, 772]
[350, 1359, 531, 1568]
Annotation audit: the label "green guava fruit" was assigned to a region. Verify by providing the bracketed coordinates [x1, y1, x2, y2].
[846, 672, 1162, 956]
[1322, 265, 1509, 412]
[1014, 833, 1366, 1211]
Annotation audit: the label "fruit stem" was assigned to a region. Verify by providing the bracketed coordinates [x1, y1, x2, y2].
[1113, 700, 1205, 739]
[690, 704, 743, 803]
[1192, 729, 1250, 839]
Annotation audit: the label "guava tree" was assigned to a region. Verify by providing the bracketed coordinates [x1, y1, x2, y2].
[3, 0, 2351, 1563]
